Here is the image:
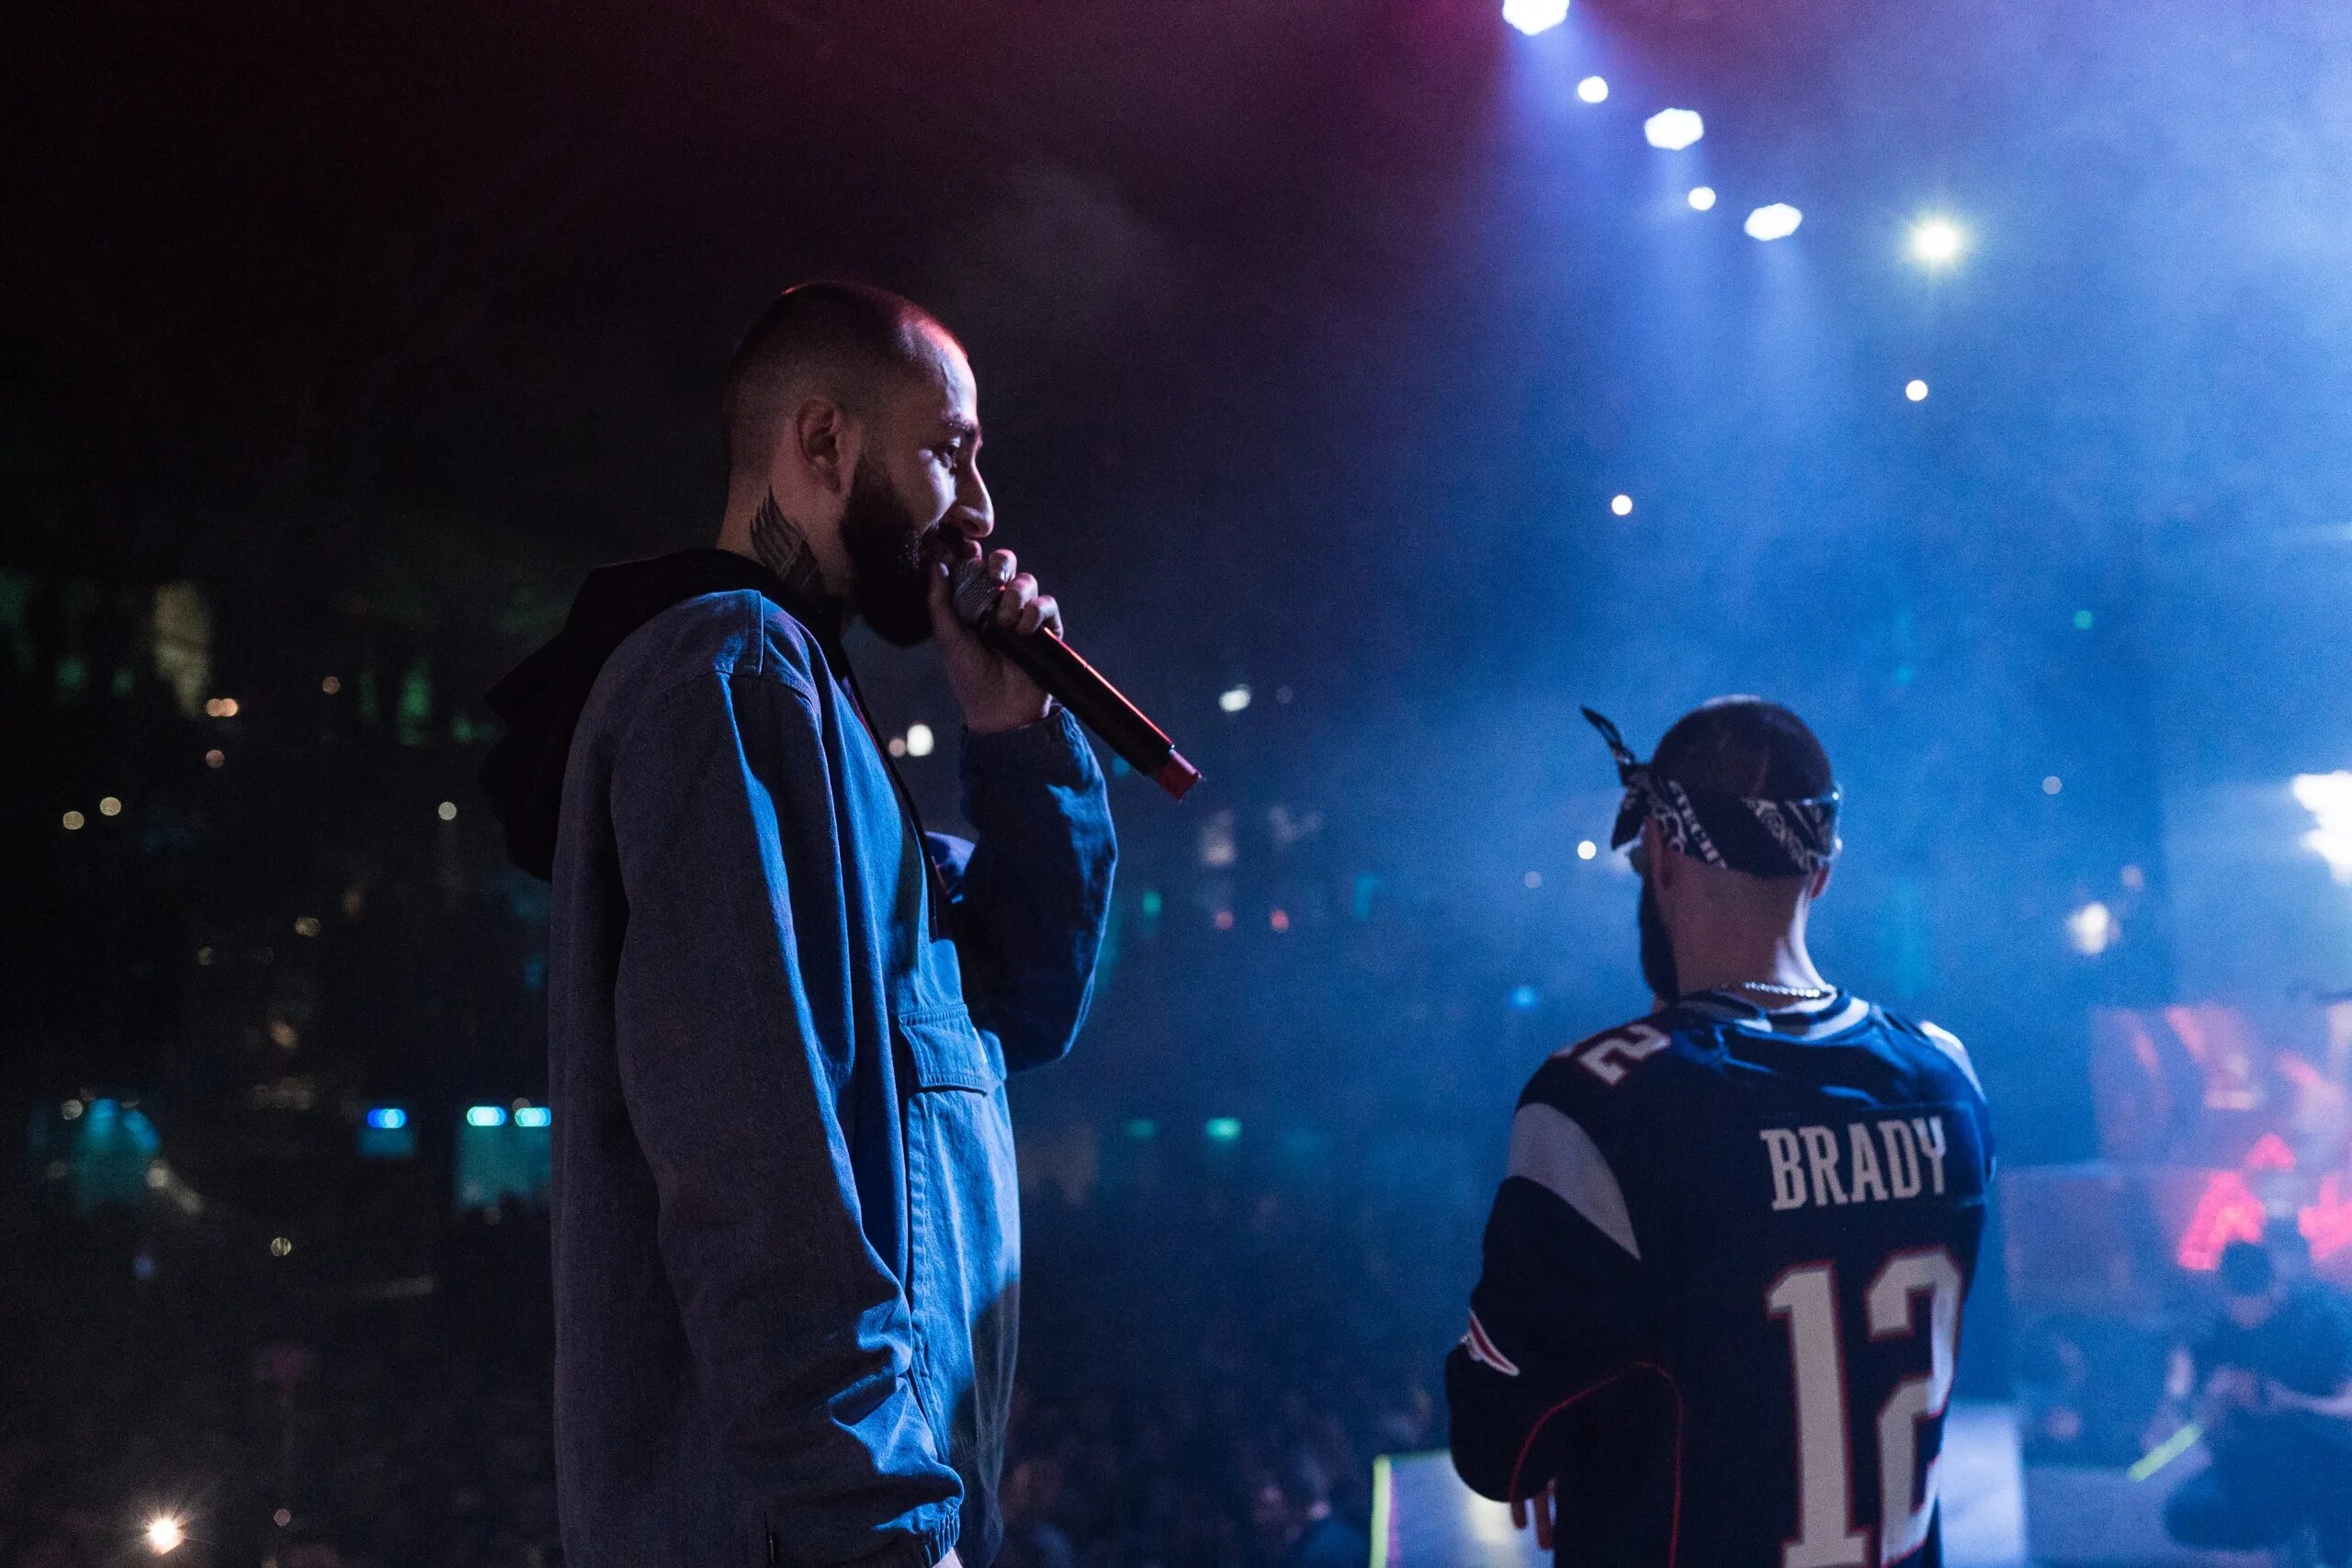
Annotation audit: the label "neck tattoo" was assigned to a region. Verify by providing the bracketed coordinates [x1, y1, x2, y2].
[749, 491, 831, 608]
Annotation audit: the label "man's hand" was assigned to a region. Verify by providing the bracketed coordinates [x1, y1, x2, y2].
[1510, 1482, 1556, 1551]
[928, 547, 1059, 736]
[938, 1552, 964, 1568]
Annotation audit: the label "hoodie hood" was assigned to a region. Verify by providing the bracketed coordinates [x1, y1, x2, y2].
[480, 548, 814, 880]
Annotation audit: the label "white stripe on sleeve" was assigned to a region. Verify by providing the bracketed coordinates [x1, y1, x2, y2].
[1507, 1102, 1642, 1260]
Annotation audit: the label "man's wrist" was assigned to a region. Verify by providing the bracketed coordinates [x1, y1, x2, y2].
[962, 696, 1057, 737]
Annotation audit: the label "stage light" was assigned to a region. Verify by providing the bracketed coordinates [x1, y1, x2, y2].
[1577, 840, 1599, 860]
[1523, 871, 1543, 888]
[1219, 684, 1252, 714]
[100, 795, 123, 817]
[2293, 773, 2352, 884]
[904, 723, 935, 758]
[515, 1106, 551, 1128]
[2074, 609, 2095, 630]
[1905, 379, 1929, 402]
[1909, 216, 1966, 267]
[437, 800, 458, 821]
[62, 810, 85, 831]
[293, 916, 319, 937]
[888, 737, 907, 757]
[2042, 775, 2064, 795]
[366, 1108, 407, 1131]
[1269, 909, 1290, 932]
[1140, 889, 1162, 917]
[1687, 186, 1717, 211]
[1744, 203, 1803, 241]
[204, 749, 224, 769]
[321, 675, 342, 694]
[1501, 0, 1568, 35]
[1643, 108, 1703, 151]
[2067, 900, 2116, 956]
[1204, 1117, 1243, 1143]
[1125, 1118, 1158, 1140]
[467, 1105, 507, 1127]
[1576, 75, 1609, 104]
[1213, 909, 1235, 931]
[1610, 493, 1634, 517]
[144, 1516, 186, 1555]
[1510, 986, 1541, 1010]
[62, 1099, 84, 1120]
[269, 1235, 293, 1258]
[2120, 863, 2146, 891]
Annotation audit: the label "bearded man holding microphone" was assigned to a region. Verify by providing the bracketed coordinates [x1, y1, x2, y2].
[481, 282, 1117, 1568]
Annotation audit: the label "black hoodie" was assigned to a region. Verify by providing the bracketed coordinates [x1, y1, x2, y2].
[478, 548, 816, 880]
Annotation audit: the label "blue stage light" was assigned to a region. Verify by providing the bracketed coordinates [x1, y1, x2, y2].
[366, 1108, 407, 1130]
[514, 1106, 551, 1128]
[1576, 75, 1609, 104]
[466, 1105, 507, 1127]
[1204, 1117, 1243, 1143]
[1909, 216, 1966, 266]
[1501, 0, 1569, 35]
[1744, 203, 1804, 242]
[1510, 986, 1542, 1011]
[1643, 108, 1703, 151]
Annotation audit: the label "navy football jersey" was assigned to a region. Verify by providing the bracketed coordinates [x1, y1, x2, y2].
[1446, 989, 1994, 1567]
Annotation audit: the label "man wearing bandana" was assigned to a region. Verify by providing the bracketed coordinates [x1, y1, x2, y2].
[1445, 698, 1995, 1567]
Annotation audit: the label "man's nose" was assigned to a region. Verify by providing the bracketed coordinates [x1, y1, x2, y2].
[952, 470, 994, 539]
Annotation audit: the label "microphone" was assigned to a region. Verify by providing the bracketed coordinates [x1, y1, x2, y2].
[951, 558, 1201, 801]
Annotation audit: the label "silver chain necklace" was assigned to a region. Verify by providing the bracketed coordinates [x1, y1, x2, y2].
[1730, 979, 1838, 1001]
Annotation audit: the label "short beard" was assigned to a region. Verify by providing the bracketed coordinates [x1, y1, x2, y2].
[840, 458, 943, 649]
[1638, 878, 1680, 1005]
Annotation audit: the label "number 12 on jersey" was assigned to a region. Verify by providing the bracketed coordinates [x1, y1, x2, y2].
[1766, 1249, 1962, 1568]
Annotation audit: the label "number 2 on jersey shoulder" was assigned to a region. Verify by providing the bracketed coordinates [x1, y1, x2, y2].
[1574, 1023, 1671, 1086]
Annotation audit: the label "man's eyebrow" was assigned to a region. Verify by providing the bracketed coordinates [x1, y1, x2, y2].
[943, 416, 981, 445]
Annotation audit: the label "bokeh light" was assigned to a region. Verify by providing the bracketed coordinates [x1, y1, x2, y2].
[1575, 75, 1608, 104]
[1905, 378, 1929, 401]
[1610, 493, 1634, 516]
[1909, 215, 1966, 266]
[1500, 0, 1569, 35]
[1744, 203, 1804, 241]
[1643, 108, 1704, 152]
[1687, 186, 1717, 211]
[144, 1516, 186, 1555]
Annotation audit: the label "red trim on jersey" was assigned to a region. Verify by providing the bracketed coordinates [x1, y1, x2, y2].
[1505, 1360, 1685, 1568]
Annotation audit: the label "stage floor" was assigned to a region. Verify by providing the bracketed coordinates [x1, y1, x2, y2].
[1943, 1401, 2030, 1568]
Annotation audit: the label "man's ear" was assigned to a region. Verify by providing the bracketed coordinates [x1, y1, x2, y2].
[1640, 819, 1675, 892]
[1809, 863, 1834, 900]
[786, 396, 858, 499]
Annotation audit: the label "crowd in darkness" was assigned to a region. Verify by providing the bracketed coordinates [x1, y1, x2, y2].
[0, 1147, 1468, 1568]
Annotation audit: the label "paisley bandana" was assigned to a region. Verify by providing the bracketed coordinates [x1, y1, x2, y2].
[1583, 707, 1841, 877]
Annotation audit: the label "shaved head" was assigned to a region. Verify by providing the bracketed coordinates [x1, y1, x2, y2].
[720, 281, 952, 487]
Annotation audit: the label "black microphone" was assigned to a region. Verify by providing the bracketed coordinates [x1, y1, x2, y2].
[951, 558, 1201, 801]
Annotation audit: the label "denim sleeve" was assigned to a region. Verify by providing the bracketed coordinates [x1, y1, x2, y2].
[611, 669, 960, 1568]
[947, 707, 1116, 1073]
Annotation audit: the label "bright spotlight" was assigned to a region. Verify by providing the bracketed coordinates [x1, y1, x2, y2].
[1744, 203, 1803, 242]
[903, 722, 935, 758]
[1219, 684, 1252, 714]
[2293, 773, 2352, 885]
[1610, 493, 1634, 517]
[144, 1515, 186, 1555]
[1909, 216, 1966, 266]
[514, 1106, 551, 1128]
[1577, 840, 1599, 861]
[1686, 186, 1717, 211]
[2066, 901, 2116, 957]
[1643, 108, 1703, 151]
[1501, 0, 1569, 35]
[1905, 379, 1929, 402]
[466, 1105, 508, 1127]
[1576, 75, 1609, 104]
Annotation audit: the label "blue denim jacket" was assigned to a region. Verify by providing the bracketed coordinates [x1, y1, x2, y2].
[545, 587, 1114, 1568]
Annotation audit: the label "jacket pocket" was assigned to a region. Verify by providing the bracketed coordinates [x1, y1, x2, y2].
[896, 1005, 1019, 1514]
[899, 1005, 1006, 1092]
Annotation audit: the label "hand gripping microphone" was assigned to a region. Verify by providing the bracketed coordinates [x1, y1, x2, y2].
[951, 558, 1201, 801]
